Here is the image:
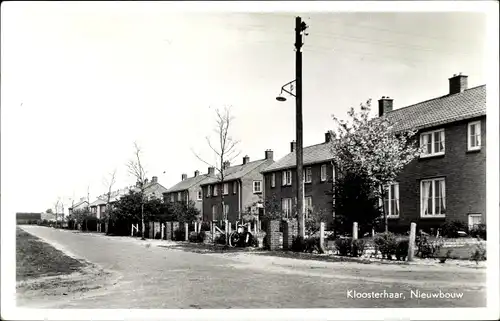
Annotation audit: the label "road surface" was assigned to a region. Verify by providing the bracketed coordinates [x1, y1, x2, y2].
[17, 226, 486, 309]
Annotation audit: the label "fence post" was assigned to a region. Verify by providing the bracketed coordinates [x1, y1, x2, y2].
[266, 220, 280, 250]
[184, 222, 189, 241]
[319, 222, 325, 253]
[408, 222, 417, 261]
[372, 227, 375, 237]
[194, 222, 198, 234]
[161, 223, 165, 240]
[131, 224, 134, 237]
[352, 222, 358, 240]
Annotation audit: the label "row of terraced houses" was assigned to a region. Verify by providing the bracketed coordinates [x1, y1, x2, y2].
[78, 74, 486, 233]
[164, 74, 486, 233]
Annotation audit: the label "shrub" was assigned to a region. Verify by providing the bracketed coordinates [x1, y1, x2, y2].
[470, 242, 486, 264]
[395, 239, 409, 261]
[188, 231, 206, 243]
[416, 236, 443, 259]
[200, 222, 211, 232]
[291, 235, 306, 252]
[334, 237, 352, 256]
[352, 239, 365, 257]
[440, 220, 468, 238]
[292, 236, 321, 253]
[173, 228, 185, 241]
[214, 233, 226, 245]
[373, 232, 398, 260]
[469, 224, 486, 240]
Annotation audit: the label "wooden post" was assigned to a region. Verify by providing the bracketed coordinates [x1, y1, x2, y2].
[319, 222, 325, 253]
[161, 223, 165, 240]
[131, 224, 134, 237]
[408, 222, 417, 261]
[352, 222, 358, 240]
[372, 228, 375, 237]
[194, 222, 198, 234]
[184, 222, 189, 241]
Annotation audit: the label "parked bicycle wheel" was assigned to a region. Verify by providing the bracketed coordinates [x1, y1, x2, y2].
[229, 231, 240, 247]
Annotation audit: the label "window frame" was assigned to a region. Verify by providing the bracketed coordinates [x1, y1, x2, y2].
[177, 191, 181, 201]
[170, 194, 174, 202]
[382, 183, 400, 218]
[467, 121, 481, 151]
[281, 198, 293, 218]
[305, 196, 313, 218]
[467, 213, 482, 230]
[282, 170, 292, 186]
[233, 181, 237, 194]
[271, 173, 276, 188]
[420, 128, 445, 158]
[206, 185, 211, 197]
[223, 183, 229, 195]
[197, 190, 202, 200]
[253, 180, 262, 193]
[320, 164, 327, 182]
[420, 178, 446, 218]
[303, 167, 312, 183]
[213, 184, 218, 197]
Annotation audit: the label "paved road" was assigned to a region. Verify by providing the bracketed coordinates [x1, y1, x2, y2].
[18, 226, 486, 309]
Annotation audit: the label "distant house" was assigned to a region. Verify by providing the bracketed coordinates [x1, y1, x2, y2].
[200, 150, 275, 223]
[261, 133, 336, 223]
[163, 170, 210, 214]
[378, 74, 486, 232]
[68, 198, 89, 216]
[89, 198, 107, 219]
[16, 212, 42, 224]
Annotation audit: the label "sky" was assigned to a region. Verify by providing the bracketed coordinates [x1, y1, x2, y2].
[1, 2, 493, 215]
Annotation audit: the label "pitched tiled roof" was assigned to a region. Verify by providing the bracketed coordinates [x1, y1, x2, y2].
[384, 85, 486, 132]
[262, 143, 333, 173]
[89, 198, 106, 207]
[200, 159, 273, 185]
[167, 174, 210, 193]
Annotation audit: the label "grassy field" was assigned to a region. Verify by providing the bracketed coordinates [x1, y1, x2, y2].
[16, 228, 85, 281]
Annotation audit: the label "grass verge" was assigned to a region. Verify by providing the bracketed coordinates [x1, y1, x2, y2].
[16, 227, 86, 281]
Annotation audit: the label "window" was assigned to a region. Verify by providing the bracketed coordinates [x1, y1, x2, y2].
[170, 194, 174, 202]
[233, 181, 237, 194]
[177, 192, 181, 201]
[282, 170, 292, 186]
[223, 183, 229, 195]
[206, 185, 211, 197]
[197, 190, 202, 200]
[420, 129, 445, 157]
[383, 183, 400, 218]
[281, 198, 293, 218]
[213, 184, 218, 196]
[321, 164, 327, 182]
[224, 204, 229, 218]
[212, 205, 217, 221]
[468, 121, 481, 151]
[468, 214, 482, 230]
[271, 173, 276, 188]
[303, 167, 312, 183]
[253, 180, 262, 193]
[421, 178, 446, 217]
[305, 196, 313, 218]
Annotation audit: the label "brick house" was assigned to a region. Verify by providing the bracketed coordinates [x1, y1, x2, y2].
[200, 150, 275, 223]
[163, 170, 210, 215]
[261, 133, 336, 223]
[380, 74, 486, 232]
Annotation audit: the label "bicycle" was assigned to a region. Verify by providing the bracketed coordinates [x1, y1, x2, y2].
[228, 222, 254, 248]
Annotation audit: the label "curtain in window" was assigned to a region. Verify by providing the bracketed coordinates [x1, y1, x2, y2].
[282, 172, 286, 186]
[439, 180, 446, 214]
[393, 184, 399, 216]
[421, 181, 431, 215]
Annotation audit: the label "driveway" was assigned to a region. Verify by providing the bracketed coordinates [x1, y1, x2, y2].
[18, 226, 486, 309]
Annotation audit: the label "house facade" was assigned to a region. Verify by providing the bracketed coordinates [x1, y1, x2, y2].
[200, 150, 275, 223]
[163, 170, 210, 214]
[89, 198, 107, 219]
[68, 198, 89, 216]
[261, 133, 336, 223]
[380, 74, 486, 232]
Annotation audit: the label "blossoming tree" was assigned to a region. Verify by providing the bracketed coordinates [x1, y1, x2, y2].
[328, 99, 422, 232]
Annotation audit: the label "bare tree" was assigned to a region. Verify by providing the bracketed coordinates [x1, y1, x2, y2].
[127, 142, 147, 240]
[103, 169, 117, 235]
[192, 106, 241, 225]
[54, 198, 61, 228]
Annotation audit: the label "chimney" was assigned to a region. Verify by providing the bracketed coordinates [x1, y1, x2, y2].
[243, 155, 250, 165]
[151, 176, 158, 183]
[265, 149, 274, 160]
[223, 161, 231, 169]
[194, 170, 199, 177]
[208, 167, 215, 175]
[325, 131, 332, 143]
[181, 173, 187, 181]
[378, 96, 394, 117]
[290, 141, 296, 153]
[449, 73, 468, 95]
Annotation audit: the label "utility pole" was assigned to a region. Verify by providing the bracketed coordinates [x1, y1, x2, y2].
[295, 16, 308, 239]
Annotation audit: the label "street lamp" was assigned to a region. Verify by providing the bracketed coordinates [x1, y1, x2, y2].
[276, 80, 296, 102]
